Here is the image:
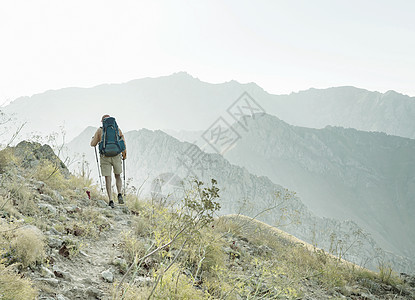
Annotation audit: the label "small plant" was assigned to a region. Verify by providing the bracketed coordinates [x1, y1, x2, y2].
[379, 263, 392, 282]
[0, 195, 20, 218]
[9, 226, 45, 268]
[34, 160, 67, 191]
[377, 262, 401, 285]
[143, 263, 205, 299]
[0, 180, 37, 216]
[125, 192, 147, 216]
[0, 148, 18, 173]
[121, 231, 147, 264]
[53, 223, 65, 233]
[115, 179, 222, 298]
[184, 226, 226, 278]
[0, 262, 38, 300]
[132, 215, 151, 237]
[63, 239, 83, 259]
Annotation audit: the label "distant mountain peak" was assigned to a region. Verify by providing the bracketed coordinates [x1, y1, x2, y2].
[382, 90, 402, 98]
[171, 71, 194, 77]
[168, 71, 201, 82]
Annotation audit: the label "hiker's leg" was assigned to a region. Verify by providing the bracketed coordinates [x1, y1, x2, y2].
[104, 175, 112, 201]
[113, 155, 123, 195]
[115, 174, 122, 194]
[100, 156, 112, 201]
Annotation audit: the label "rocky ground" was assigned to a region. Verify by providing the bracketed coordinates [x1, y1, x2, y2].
[33, 205, 131, 299]
[26, 186, 415, 300]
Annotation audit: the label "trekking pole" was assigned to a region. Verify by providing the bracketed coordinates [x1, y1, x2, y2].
[123, 158, 126, 196]
[94, 146, 103, 193]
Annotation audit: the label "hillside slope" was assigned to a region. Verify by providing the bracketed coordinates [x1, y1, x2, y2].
[66, 128, 415, 273]
[220, 114, 415, 261]
[1, 142, 414, 299]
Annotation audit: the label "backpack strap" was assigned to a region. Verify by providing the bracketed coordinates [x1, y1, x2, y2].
[102, 124, 107, 149]
[114, 122, 119, 142]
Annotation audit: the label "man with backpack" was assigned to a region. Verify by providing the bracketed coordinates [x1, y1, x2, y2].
[90, 114, 127, 208]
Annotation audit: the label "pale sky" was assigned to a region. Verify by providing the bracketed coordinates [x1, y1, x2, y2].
[1, 0, 414, 104]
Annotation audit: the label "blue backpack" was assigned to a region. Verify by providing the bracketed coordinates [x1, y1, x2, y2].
[99, 117, 126, 157]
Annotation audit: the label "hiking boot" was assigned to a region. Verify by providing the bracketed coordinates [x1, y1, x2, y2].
[118, 193, 124, 204]
[109, 200, 115, 208]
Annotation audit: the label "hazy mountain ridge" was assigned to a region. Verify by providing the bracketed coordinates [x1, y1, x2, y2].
[216, 114, 415, 260]
[3, 72, 255, 141]
[168, 114, 415, 261]
[261, 86, 415, 138]
[67, 127, 415, 273]
[3, 73, 415, 144]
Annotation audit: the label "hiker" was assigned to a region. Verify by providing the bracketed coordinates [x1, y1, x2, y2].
[90, 114, 127, 208]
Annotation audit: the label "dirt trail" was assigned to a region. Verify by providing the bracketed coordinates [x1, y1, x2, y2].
[37, 205, 133, 300]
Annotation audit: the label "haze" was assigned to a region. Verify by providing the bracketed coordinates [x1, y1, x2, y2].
[1, 0, 415, 104]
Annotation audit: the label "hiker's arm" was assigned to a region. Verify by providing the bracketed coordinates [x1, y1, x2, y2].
[119, 128, 127, 160]
[90, 128, 101, 147]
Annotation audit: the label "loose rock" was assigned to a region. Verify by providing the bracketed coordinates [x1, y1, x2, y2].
[40, 194, 54, 202]
[38, 203, 57, 215]
[41, 266, 54, 278]
[48, 236, 64, 248]
[101, 269, 114, 282]
[85, 286, 103, 298]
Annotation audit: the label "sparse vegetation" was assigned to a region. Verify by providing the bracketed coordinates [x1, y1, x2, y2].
[0, 259, 38, 300]
[0, 142, 413, 299]
[9, 226, 46, 268]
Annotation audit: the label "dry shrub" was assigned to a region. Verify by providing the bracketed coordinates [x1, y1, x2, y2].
[0, 195, 20, 218]
[10, 226, 45, 267]
[0, 264, 38, 300]
[0, 236, 38, 299]
[126, 195, 147, 215]
[213, 216, 243, 236]
[34, 160, 66, 191]
[0, 178, 37, 216]
[0, 147, 18, 173]
[185, 227, 226, 275]
[121, 231, 147, 264]
[141, 263, 205, 299]
[133, 215, 151, 237]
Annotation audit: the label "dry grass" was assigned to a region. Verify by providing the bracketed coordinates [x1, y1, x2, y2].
[121, 231, 148, 265]
[137, 263, 206, 299]
[0, 264, 38, 300]
[10, 226, 46, 268]
[0, 222, 39, 299]
[217, 215, 395, 291]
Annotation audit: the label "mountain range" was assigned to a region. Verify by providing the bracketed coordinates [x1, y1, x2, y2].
[227, 114, 415, 259]
[2, 72, 415, 143]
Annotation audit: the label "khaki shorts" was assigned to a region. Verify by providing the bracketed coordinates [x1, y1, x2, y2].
[100, 154, 122, 176]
